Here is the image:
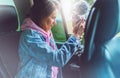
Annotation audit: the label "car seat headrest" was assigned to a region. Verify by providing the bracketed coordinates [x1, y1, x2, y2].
[94, 0, 119, 43]
[0, 5, 18, 33]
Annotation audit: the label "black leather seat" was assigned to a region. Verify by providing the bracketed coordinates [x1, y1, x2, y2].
[80, 0, 120, 78]
[0, 5, 21, 78]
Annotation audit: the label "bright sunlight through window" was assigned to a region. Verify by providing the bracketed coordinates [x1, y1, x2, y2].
[61, 0, 73, 21]
[61, 0, 74, 34]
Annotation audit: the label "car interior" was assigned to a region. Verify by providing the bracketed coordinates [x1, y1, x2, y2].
[0, 0, 120, 78]
[0, 3, 21, 78]
[80, 0, 120, 78]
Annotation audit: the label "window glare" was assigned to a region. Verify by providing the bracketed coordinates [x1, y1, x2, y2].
[0, 0, 15, 6]
[61, 0, 74, 34]
[61, 0, 73, 21]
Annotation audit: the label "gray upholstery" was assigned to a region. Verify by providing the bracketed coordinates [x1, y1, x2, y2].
[0, 5, 21, 78]
[0, 5, 18, 33]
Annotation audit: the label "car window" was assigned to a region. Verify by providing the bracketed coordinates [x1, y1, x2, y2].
[52, 10, 67, 42]
[0, 0, 14, 5]
[59, 0, 95, 44]
[61, 0, 95, 34]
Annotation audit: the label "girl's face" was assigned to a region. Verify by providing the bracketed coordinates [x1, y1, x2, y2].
[40, 9, 58, 32]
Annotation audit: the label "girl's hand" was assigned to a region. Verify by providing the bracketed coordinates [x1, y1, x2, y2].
[73, 18, 85, 39]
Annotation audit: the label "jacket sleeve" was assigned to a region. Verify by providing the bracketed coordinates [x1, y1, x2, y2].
[19, 30, 81, 67]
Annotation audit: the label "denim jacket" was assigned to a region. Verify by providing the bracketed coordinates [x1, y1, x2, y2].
[15, 18, 81, 78]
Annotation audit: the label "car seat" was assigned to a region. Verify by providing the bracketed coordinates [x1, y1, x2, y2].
[0, 5, 21, 78]
[80, 0, 120, 78]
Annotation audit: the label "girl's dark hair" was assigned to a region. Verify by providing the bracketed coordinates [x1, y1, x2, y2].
[28, 0, 60, 26]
